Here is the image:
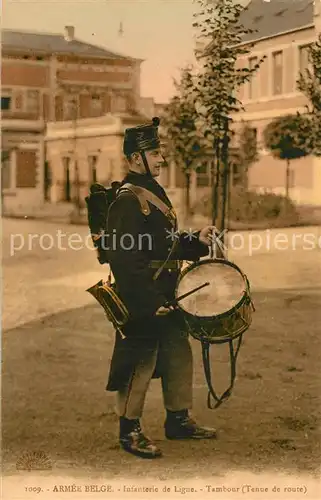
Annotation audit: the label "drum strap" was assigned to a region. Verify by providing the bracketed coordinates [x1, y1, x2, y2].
[201, 335, 244, 409]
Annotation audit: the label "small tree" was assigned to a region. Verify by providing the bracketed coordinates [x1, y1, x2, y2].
[230, 122, 259, 188]
[296, 33, 321, 156]
[263, 114, 310, 200]
[191, 0, 265, 233]
[162, 66, 206, 220]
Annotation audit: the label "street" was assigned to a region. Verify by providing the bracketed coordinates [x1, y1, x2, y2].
[3, 218, 105, 331]
[2, 217, 321, 495]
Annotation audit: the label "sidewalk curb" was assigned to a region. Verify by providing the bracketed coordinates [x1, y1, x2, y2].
[3, 213, 320, 232]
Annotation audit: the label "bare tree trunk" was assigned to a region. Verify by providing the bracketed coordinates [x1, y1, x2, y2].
[285, 158, 290, 200]
[220, 117, 230, 248]
[284, 158, 291, 216]
[241, 165, 249, 190]
[211, 138, 225, 259]
[184, 171, 191, 224]
[212, 140, 220, 227]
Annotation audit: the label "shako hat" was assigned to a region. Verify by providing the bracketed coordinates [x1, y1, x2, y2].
[123, 117, 161, 157]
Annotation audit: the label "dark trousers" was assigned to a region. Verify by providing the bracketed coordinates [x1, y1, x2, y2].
[114, 312, 193, 419]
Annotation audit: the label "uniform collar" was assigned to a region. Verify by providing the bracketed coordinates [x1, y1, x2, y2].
[122, 171, 172, 207]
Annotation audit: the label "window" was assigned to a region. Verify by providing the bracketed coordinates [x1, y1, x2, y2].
[250, 126, 258, 146]
[90, 95, 103, 117]
[88, 155, 98, 183]
[1, 151, 11, 189]
[299, 44, 311, 75]
[248, 56, 258, 99]
[26, 90, 39, 113]
[231, 163, 242, 187]
[272, 51, 283, 95]
[196, 161, 211, 187]
[2, 90, 29, 112]
[114, 95, 127, 112]
[1, 97, 11, 110]
[14, 92, 24, 110]
[16, 150, 37, 188]
[64, 95, 77, 120]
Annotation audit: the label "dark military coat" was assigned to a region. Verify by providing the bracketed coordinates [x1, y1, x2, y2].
[105, 171, 209, 391]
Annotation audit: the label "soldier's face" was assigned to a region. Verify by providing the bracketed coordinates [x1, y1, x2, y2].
[143, 148, 165, 177]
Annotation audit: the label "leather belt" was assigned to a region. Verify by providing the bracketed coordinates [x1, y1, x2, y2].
[148, 260, 181, 270]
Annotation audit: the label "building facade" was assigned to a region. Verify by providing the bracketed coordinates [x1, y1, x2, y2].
[1, 26, 144, 215]
[45, 113, 153, 207]
[3, 2, 320, 219]
[172, 0, 321, 211]
[234, 0, 321, 206]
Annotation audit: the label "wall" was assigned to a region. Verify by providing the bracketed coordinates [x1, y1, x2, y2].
[230, 25, 320, 207]
[236, 27, 316, 111]
[45, 114, 146, 205]
[2, 133, 44, 213]
[1, 57, 50, 121]
[1, 42, 142, 214]
[2, 49, 140, 123]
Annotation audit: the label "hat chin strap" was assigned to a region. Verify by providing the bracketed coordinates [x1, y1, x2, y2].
[140, 150, 152, 177]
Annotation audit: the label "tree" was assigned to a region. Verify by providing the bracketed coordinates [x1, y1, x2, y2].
[263, 114, 310, 200]
[230, 122, 259, 188]
[296, 33, 321, 156]
[191, 0, 265, 234]
[162, 66, 206, 220]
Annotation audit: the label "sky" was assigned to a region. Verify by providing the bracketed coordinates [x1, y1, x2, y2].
[2, 0, 202, 103]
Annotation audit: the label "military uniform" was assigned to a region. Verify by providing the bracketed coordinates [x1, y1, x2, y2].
[105, 118, 217, 459]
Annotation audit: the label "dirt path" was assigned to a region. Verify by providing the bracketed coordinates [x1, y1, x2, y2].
[2, 221, 321, 498]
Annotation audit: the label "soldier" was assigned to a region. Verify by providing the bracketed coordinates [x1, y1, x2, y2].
[106, 117, 217, 459]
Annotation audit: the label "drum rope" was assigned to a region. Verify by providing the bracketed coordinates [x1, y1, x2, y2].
[176, 258, 254, 410]
[210, 229, 227, 260]
[201, 334, 244, 409]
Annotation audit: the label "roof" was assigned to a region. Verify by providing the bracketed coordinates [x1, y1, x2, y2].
[2, 29, 141, 61]
[240, 0, 314, 43]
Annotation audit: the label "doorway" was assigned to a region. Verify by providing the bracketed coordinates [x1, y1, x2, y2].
[63, 157, 71, 202]
[44, 160, 52, 201]
[88, 155, 98, 184]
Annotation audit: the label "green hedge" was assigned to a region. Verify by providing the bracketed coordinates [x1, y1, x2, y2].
[195, 188, 300, 224]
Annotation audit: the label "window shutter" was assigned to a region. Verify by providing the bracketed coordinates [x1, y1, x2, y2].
[16, 150, 37, 188]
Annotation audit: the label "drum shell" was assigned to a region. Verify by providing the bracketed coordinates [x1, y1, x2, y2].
[176, 258, 254, 344]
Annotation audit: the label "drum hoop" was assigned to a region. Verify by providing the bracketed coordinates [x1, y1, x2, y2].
[176, 258, 250, 321]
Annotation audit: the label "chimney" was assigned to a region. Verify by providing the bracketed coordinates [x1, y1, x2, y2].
[64, 25, 75, 42]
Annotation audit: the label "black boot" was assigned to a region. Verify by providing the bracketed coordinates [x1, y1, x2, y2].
[164, 410, 217, 440]
[119, 417, 162, 459]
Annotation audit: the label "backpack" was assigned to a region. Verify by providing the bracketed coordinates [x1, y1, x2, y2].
[85, 181, 177, 265]
[85, 182, 121, 265]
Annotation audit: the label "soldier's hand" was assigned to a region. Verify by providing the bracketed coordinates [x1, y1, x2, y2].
[199, 225, 219, 246]
[155, 305, 175, 316]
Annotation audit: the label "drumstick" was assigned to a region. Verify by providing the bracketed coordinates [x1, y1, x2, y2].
[165, 282, 210, 308]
